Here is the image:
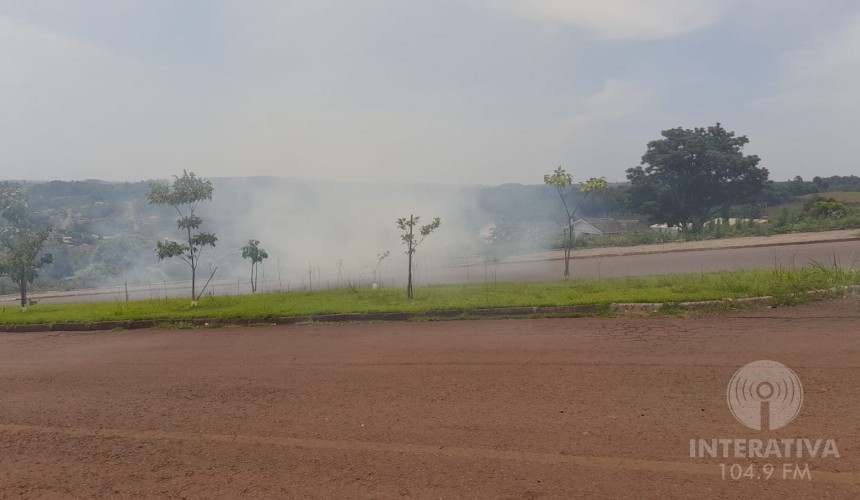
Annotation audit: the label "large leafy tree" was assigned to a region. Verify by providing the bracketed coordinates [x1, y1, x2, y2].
[543, 168, 607, 280]
[0, 182, 53, 310]
[396, 215, 440, 300]
[147, 171, 217, 306]
[626, 123, 768, 232]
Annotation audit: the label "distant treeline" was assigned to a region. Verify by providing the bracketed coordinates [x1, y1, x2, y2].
[480, 175, 860, 223]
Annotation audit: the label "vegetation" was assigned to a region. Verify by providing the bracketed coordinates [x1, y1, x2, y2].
[0, 228, 53, 310]
[626, 123, 768, 232]
[240, 239, 268, 293]
[369, 250, 390, 286]
[483, 222, 558, 257]
[549, 216, 860, 253]
[543, 167, 607, 279]
[396, 214, 441, 300]
[7, 173, 860, 297]
[2, 267, 858, 326]
[147, 171, 217, 306]
[0, 182, 53, 310]
[532, 190, 860, 253]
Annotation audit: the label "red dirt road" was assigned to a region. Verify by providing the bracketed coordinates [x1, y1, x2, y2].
[2, 300, 860, 498]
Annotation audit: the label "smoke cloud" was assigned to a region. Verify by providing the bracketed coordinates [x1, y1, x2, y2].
[157, 177, 487, 292]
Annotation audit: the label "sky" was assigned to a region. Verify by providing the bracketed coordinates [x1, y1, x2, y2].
[2, 0, 859, 185]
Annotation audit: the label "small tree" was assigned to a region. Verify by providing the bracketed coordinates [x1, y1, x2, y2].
[240, 239, 268, 293]
[369, 250, 390, 287]
[0, 228, 53, 311]
[0, 183, 53, 311]
[396, 215, 440, 300]
[147, 171, 217, 306]
[543, 167, 607, 279]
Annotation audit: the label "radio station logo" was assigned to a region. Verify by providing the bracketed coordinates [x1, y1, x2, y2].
[726, 360, 804, 431]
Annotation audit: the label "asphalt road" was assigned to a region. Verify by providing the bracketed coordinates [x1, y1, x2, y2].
[463, 239, 860, 282]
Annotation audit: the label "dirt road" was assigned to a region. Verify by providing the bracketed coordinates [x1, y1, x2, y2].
[1, 299, 859, 498]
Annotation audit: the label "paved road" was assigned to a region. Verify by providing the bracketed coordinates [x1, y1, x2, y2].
[2, 299, 859, 498]
[442, 239, 860, 283]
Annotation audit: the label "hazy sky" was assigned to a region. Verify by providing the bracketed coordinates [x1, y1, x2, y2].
[2, 0, 859, 185]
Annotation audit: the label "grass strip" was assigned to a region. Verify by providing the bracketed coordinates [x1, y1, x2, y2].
[2, 268, 859, 326]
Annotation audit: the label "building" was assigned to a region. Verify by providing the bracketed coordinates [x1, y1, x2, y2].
[570, 218, 627, 238]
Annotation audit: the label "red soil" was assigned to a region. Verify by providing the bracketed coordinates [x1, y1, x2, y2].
[1, 299, 859, 498]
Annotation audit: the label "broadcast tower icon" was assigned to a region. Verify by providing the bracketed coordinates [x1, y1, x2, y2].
[727, 360, 804, 431]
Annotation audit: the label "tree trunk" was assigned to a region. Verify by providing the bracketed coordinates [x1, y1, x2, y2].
[20, 279, 27, 311]
[251, 263, 256, 293]
[564, 225, 572, 280]
[191, 264, 197, 305]
[189, 227, 197, 306]
[407, 250, 413, 299]
[407, 214, 414, 300]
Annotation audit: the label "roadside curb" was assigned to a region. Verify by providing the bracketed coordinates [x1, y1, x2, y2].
[3, 285, 859, 333]
[0, 304, 603, 332]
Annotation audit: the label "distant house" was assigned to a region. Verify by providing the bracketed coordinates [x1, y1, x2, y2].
[649, 223, 680, 236]
[564, 217, 651, 238]
[617, 219, 651, 233]
[648, 218, 769, 235]
[570, 218, 627, 238]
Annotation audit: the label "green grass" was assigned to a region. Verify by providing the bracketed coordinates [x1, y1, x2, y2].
[800, 191, 860, 204]
[766, 192, 860, 216]
[765, 191, 860, 220]
[3, 268, 859, 326]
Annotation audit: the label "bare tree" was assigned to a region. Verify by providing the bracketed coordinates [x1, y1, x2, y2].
[369, 250, 390, 288]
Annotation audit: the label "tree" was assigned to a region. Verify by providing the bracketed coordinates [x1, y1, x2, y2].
[804, 196, 847, 218]
[147, 171, 217, 306]
[626, 124, 768, 232]
[0, 229, 53, 310]
[0, 183, 53, 311]
[543, 168, 607, 279]
[369, 250, 390, 287]
[240, 239, 268, 293]
[0, 182, 30, 224]
[812, 176, 829, 192]
[396, 215, 440, 300]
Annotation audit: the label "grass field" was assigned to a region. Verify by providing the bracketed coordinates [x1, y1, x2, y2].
[767, 191, 860, 215]
[801, 191, 860, 203]
[2, 267, 859, 326]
